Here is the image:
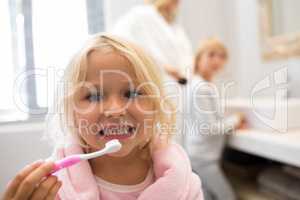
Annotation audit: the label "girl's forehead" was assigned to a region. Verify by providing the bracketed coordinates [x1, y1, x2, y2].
[86, 50, 137, 80]
[205, 47, 225, 53]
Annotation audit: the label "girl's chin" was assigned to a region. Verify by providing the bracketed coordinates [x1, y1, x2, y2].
[106, 149, 131, 157]
[106, 143, 133, 157]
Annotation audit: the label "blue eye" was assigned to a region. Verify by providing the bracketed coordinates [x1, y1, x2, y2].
[125, 90, 142, 99]
[87, 93, 103, 102]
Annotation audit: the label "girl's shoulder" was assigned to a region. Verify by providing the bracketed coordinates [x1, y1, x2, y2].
[148, 141, 203, 199]
[191, 75, 205, 85]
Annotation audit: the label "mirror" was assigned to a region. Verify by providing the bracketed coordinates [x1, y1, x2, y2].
[259, 0, 300, 60]
[271, 0, 300, 36]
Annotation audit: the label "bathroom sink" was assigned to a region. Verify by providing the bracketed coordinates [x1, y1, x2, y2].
[225, 98, 300, 132]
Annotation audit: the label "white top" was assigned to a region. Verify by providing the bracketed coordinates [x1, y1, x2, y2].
[112, 5, 194, 74]
[182, 75, 240, 166]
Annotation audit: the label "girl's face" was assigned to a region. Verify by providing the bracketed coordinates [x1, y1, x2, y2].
[160, 0, 180, 22]
[196, 49, 227, 79]
[165, 0, 179, 13]
[73, 50, 155, 157]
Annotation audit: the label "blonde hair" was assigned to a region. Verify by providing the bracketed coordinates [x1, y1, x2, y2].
[194, 38, 228, 73]
[48, 33, 175, 149]
[145, 0, 173, 9]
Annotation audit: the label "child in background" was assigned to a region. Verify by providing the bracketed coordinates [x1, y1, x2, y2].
[2, 34, 203, 200]
[184, 38, 244, 200]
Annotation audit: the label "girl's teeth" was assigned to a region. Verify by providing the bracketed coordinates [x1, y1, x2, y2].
[99, 130, 105, 136]
[101, 126, 134, 136]
[128, 127, 133, 132]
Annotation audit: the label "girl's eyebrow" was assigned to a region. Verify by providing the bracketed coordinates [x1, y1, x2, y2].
[81, 81, 139, 92]
[87, 78, 139, 86]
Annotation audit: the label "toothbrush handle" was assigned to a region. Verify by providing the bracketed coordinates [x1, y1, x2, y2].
[50, 155, 82, 174]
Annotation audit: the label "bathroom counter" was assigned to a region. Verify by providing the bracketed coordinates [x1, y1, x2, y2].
[228, 129, 300, 167]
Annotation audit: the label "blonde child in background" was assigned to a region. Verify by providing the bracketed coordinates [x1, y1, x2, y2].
[183, 38, 244, 200]
[2, 34, 203, 200]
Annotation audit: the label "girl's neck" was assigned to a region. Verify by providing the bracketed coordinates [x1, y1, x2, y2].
[89, 146, 151, 185]
[202, 74, 212, 82]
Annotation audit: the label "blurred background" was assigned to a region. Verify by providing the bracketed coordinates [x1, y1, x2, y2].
[0, 0, 300, 199]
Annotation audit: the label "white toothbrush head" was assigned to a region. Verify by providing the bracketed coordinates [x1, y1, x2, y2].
[104, 139, 122, 154]
[79, 139, 122, 160]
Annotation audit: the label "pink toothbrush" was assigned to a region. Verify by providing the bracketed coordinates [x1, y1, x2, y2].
[50, 139, 122, 174]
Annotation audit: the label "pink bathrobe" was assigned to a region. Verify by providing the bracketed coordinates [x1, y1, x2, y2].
[53, 141, 203, 200]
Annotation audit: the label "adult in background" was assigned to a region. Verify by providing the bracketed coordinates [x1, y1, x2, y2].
[112, 0, 193, 83]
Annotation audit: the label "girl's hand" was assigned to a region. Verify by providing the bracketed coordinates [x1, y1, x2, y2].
[235, 112, 248, 130]
[2, 161, 62, 200]
[164, 65, 186, 81]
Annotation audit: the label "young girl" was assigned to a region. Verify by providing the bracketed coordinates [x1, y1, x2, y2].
[183, 38, 244, 200]
[2, 34, 203, 200]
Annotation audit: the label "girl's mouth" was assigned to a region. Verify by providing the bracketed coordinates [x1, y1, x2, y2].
[98, 124, 137, 140]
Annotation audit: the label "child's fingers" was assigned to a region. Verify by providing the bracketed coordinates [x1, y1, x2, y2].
[45, 181, 62, 200]
[29, 175, 58, 200]
[14, 162, 55, 200]
[2, 160, 44, 199]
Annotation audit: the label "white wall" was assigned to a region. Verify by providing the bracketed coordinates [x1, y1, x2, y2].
[232, 0, 300, 98]
[0, 121, 52, 193]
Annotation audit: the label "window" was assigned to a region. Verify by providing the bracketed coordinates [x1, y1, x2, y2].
[1, 0, 104, 122]
[0, 0, 17, 110]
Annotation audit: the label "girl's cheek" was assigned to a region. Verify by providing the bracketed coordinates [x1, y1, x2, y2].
[199, 59, 208, 70]
[74, 108, 100, 133]
[196, 62, 201, 71]
[204, 58, 212, 68]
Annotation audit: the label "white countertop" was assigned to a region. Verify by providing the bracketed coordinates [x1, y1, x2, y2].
[228, 129, 300, 167]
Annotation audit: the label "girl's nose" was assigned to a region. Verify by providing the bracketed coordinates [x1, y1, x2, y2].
[103, 96, 127, 118]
